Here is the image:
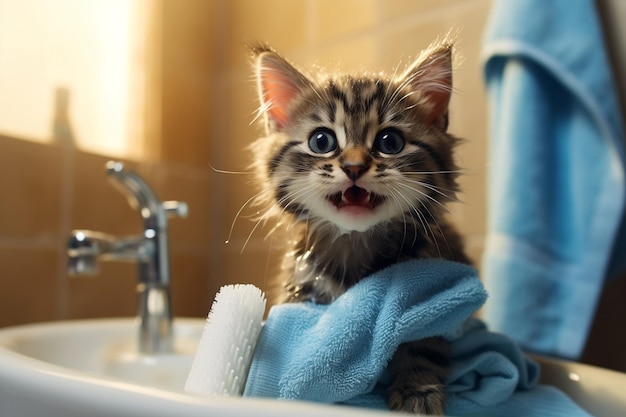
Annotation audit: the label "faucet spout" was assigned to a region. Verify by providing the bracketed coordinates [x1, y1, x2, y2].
[106, 161, 163, 229]
[68, 161, 187, 354]
[105, 161, 170, 287]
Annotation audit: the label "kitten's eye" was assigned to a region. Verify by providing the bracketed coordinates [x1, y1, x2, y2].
[374, 129, 404, 154]
[308, 129, 338, 154]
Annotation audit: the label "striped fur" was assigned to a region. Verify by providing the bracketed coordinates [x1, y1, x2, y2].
[249, 37, 470, 415]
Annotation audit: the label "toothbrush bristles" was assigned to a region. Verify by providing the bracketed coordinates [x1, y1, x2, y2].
[185, 284, 267, 396]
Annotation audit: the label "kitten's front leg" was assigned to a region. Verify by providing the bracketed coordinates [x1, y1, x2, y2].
[386, 337, 451, 415]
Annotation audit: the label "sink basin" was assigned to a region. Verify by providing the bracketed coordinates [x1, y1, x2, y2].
[0, 318, 388, 417]
[0, 318, 625, 417]
[0, 318, 199, 391]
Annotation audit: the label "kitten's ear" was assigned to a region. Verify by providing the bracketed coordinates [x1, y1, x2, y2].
[399, 41, 453, 130]
[252, 45, 312, 132]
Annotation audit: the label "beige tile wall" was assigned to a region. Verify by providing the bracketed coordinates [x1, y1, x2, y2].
[0, 137, 215, 326]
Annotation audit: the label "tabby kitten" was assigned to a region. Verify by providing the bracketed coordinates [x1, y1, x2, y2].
[248, 38, 471, 415]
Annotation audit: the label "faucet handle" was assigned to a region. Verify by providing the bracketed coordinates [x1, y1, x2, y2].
[163, 201, 188, 219]
[67, 230, 113, 275]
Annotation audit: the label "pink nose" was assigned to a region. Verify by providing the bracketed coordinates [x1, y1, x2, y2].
[342, 164, 366, 180]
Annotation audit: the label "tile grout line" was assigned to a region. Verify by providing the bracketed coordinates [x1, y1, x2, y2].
[55, 145, 74, 320]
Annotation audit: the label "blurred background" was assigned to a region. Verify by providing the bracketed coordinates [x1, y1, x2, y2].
[0, 0, 624, 371]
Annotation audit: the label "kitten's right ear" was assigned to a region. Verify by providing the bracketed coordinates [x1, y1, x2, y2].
[252, 45, 312, 131]
[399, 39, 454, 131]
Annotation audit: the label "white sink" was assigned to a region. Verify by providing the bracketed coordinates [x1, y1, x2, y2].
[0, 318, 387, 417]
[0, 318, 199, 391]
[0, 318, 624, 417]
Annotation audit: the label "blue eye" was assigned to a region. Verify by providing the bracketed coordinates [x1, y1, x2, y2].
[374, 129, 404, 154]
[308, 129, 338, 154]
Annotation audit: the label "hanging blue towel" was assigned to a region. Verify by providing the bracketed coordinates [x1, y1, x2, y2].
[481, 0, 626, 359]
[243, 259, 592, 417]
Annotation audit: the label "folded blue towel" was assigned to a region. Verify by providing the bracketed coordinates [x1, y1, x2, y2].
[243, 259, 592, 416]
[481, 0, 626, 359]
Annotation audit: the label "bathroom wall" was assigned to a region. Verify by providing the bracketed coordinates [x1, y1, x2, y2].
[0, 0, 490, 326]
[0, 0, 219, 326]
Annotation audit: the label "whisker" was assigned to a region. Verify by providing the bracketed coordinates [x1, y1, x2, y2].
[241, 216, 266, 254]
[275, 183, 317, 215]
[392, 164, 465, 175]
[390, 184, 436, 253]
[395, 181, 452, 214]
[208, 162, 253, 175]
[419, 199, 452, 258]
[227, 192, 263, 244]
[386, 188, 414, 255]
[402, 179, 460, 203]
[253, 181, 325, 241]
[418, 201, 445, 258]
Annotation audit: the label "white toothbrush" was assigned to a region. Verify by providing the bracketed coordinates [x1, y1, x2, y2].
[185, 284, 266, 396]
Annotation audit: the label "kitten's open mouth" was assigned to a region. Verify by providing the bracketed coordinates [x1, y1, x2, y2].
[327, 186, 384, 210]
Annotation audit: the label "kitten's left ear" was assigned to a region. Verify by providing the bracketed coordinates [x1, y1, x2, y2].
[252, 44, 313, 132]
[399, 41, 453, 131]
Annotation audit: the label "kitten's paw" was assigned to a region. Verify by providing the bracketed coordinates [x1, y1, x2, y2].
[387, 383, 445, 415]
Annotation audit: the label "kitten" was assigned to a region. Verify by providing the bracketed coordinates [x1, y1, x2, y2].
[248, 38, 471, 415]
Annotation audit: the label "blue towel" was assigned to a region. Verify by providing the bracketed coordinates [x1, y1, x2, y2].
[243, 259, 592, 417]
[481, 0, 626, 359]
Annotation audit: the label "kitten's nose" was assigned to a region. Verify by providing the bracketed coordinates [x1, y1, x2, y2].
[341, 148, 370, 180]
[342, 163, 366, 180]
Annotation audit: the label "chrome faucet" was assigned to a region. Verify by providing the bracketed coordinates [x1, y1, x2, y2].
[67, 161, 188, 354]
